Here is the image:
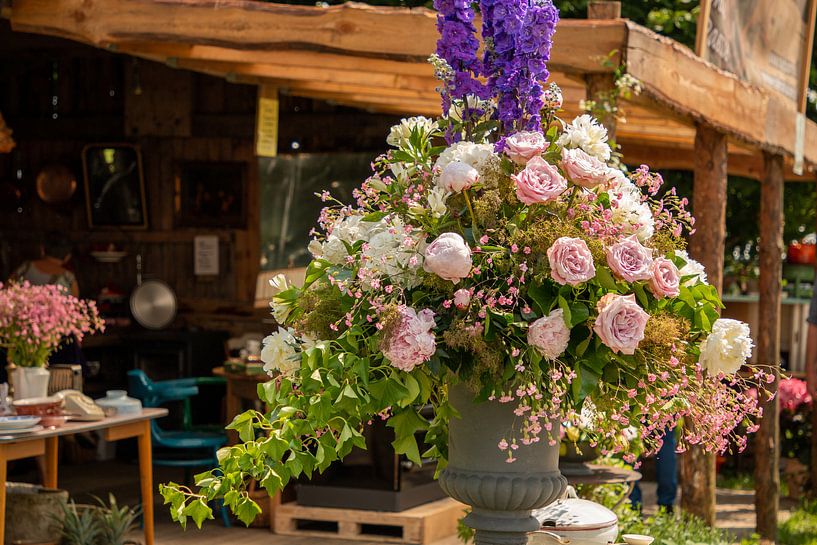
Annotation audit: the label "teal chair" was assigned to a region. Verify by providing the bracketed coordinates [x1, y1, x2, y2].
[127, 369, 231, 526]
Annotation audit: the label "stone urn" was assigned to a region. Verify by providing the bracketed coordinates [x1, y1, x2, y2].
[439, 384, 567, 545]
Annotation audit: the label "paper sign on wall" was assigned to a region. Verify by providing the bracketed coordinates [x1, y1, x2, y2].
[256, 85, 279, 158]
[194, 235, 219, 276]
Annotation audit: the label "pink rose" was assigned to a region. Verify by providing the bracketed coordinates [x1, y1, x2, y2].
[383, 306, 436, 372]
[439, 161, 479, 193]
[454, 288, 471, 309]
[561, 147, 616, 189]
[593, 294, 649, 355]
[606, 235, 653, 282]
[649, 257, 680, 298]
[528, 309, 571, 360]
[512, 156, 567, 205]
[424, 232, 472, 282]
[504, 131, 548, 165]
[547, 237, 596, 286]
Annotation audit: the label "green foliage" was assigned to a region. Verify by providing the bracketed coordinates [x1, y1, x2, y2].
[54, 496, 141, 545]
[94, 494, 141, 545]
[780, 500, 817, 545]
[56, 502, 102, 545]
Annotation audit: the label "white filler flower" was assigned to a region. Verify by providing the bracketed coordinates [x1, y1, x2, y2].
[699, 319, 753, 376]
[261, 327, 300, 377]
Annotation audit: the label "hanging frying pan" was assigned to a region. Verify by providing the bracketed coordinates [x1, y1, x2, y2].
[130, 254, 177, 329]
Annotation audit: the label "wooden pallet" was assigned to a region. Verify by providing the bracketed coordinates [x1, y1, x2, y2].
[273, 498, 466, 544]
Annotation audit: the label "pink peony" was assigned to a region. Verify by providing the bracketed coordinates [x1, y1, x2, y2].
[606, 235, 654, 282]
[593, 293, 649, 355]
[383, 306, 436, 372]
[561, 147, 616, 189]
[424, 232, 472, 282]
[504, 131, 548, 165]
[528, 309, 571, 360]
[439, 161, 479, 193]
[648, 257, 680, 298]
[512, 156, 567, 205]
[453, 288, 471, 309]
[547, 237, 596, 286]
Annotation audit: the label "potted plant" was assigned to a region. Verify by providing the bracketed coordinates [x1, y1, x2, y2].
[0, 282, 103, 399]
[161, 2, 769, 543]
[55, 495, 140, 545]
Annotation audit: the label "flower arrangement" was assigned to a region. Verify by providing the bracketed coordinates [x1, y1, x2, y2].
[0, 282, 104, 368]
[160, 0, 770, 527]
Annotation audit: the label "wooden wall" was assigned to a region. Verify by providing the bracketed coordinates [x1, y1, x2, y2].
[0, 22, 262, 330]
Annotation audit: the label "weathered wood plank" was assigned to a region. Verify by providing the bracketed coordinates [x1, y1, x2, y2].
[680, 123, 727, 525]
[754, 152, 784, 544]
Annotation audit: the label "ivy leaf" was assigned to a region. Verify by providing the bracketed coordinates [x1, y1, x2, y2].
[392, 433, 422, 465]
[402, 374, 421, 406]
[234, 496, 262, 527]
[182, 498, 214, 529]
[387, 409, 429, 464]
[226, 411, 255, 442]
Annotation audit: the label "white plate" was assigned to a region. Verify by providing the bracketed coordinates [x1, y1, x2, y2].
[0, 416, 41, 430]
[0, 425, 43, 436]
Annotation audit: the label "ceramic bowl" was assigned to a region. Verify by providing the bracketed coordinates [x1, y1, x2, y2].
[622, 534, 655, 545]
[13, 396, 63, 416]
[0, 415, 41, 429]
[40, 414, 68, 428]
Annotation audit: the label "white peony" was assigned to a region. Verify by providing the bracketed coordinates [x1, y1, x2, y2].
[698, 319, 753, 376]
[557, 114, 611, 161]
[675, 250, 708, 286]
[434, 141, 495, 174]
[387, 116, 438, 148]
[428, 187, 451, 218]
[608, 178, 655, 241]
[438, 161, 479, 193]
[261, 327, 300, 377]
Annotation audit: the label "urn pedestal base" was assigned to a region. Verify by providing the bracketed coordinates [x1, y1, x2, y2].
[440, 385, 567, 545]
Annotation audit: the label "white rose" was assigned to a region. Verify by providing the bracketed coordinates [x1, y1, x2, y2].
[386, 116, 438, 148]
[557, 114, 611, 161]
[439, 161, 479, 193]
[428, 187, 451, 218]
[321, 236, 348, 265]
[261, 327, 300, 377]
[699, 319, 753, 376]
[675, 250, 708, 286]
[268, 274, 292, 323]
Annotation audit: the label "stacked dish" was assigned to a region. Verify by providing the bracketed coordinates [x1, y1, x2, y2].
[0, 415, 43, 435]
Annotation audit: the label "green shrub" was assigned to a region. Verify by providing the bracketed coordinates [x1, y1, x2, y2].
[779, 501, 817, 545]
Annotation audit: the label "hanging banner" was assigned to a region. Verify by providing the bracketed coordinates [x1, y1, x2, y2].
[697, 0, 816, 110]
[255, 85, 279, 158]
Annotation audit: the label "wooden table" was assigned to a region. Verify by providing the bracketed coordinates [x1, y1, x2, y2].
[0, 408, 168, 545]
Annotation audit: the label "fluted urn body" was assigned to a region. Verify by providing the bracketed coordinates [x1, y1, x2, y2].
[439, 384, 567, 545]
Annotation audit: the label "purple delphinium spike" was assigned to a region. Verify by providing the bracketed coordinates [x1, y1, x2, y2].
[480, 0, 559, 133]
[433, 0, 488, 118]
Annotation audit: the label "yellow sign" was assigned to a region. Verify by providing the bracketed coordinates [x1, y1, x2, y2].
[256, 85, 279, 157]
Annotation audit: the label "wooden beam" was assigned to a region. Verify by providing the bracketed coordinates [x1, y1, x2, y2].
[8, 0, 624, 73]
[680, 123, 727, 525]
[754, 152, 784, 544]
[626, 21, 817, 167]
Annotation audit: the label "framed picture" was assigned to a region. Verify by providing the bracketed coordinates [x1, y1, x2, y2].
[174, 161, 247, 228]
[82, 143, 148, 229]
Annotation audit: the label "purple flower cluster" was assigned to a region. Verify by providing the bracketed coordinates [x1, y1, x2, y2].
[480, 0, 559, 132]
[433, 0, 488, 115]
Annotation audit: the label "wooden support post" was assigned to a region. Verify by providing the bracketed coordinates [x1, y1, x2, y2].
[681, 123, 727, 525]
[586, 2, 621, 137]
[754, 152, 784, 544]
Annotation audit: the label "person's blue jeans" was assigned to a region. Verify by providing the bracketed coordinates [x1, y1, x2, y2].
[630, 428, 677, 509]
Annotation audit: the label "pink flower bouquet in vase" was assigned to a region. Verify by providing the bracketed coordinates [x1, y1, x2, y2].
[161, 1, 770, 541]
[0, 282, 104, 399]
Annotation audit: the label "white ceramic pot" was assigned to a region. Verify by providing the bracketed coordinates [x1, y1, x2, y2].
[10, 367, 50, 401]
[530, 498, 619, 545]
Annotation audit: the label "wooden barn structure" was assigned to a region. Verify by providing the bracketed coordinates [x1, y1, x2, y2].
[4, 0, 815, 541]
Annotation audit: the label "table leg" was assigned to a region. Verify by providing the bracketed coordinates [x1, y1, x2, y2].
[0, 447, 7, 545]
[44, 436, 58, 489]
[137, 421, 155, 545]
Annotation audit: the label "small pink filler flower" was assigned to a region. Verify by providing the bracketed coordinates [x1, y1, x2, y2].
[593, 294, 649, 355]
[383, 306, 436, 372]
[512, 156, 567, 205]
[547, 237, 596, 286]
[528, 309, 571, 360]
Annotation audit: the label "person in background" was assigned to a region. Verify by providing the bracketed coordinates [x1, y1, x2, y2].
[629, 429, 678, 514]
[12, 234, 79, 297]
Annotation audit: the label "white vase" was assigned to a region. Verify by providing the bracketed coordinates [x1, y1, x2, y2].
[11, 367, 51, 400]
